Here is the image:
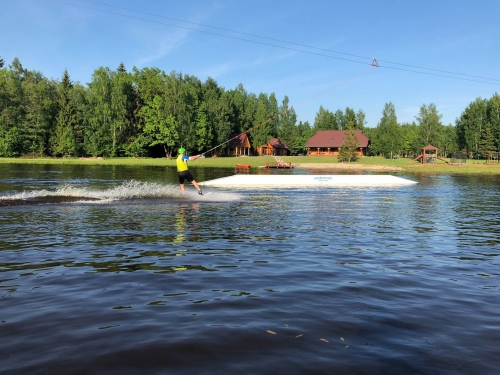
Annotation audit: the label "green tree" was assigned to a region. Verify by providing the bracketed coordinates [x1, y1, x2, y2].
[400, 122, 419, 157]
[141, 95, 179, 157]
[251, 93, 272, 148]
[242, 93, 258, 136]
[486, 93, 500, 150]
[85, 67, 113, 156]
[334, 109, 345, 130]
[21, 71, 57, 156]
[277, 95, 297, 152]
[363, 127, 379, 156]
[212, 90, 234, 153]
[377, 102, 401, 158]
[268, 93, 279, 137]
[416, 103, 443, 149]
[201, 77, 223, 149]
[343, 107, 356, 130]
[193, 101, 213, 152]
[338, 121, 359, 162]
[0, 58, 26, 156]
[51, 70, 78, 156]
[293, 120, 313, 155]
[313, 106, 337, 131]
[440, 124, 459, 158]
[71, 83, 89, 156]
[355, 109, 367, 130]
[110, 63, 135, 156]
[477, 122, 495, 158]
[229, 83, 247, 134]
[456, 98, 487, 158]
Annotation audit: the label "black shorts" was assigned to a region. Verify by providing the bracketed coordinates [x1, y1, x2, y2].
[178, 170, 194, 184]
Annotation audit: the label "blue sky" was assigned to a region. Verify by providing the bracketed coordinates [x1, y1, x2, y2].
[1, 0, 499, 128]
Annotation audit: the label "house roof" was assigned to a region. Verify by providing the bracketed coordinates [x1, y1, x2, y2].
[268, 138, 289, 149]
[228, 133, 249, 147]
[422, 144, 438, 150]
[305, 130, 370, 148]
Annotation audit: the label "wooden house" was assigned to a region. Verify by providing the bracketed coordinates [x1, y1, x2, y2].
[255, 138, 289, 156]
[305, 130, 370, 157]
[227, 133, 251, 156]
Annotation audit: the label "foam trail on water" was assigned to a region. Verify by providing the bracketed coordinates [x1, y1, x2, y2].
[0, 180, 242, 205]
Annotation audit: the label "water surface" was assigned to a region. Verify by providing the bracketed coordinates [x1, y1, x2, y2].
[1, 164, 499, 375]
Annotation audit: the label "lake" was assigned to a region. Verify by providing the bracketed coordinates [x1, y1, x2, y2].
[0, 163, 499, 375]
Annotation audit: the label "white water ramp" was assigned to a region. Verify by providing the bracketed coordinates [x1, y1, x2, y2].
[200, 174, 417, 187]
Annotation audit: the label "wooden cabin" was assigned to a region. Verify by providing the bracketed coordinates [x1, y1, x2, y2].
[305, 130, 370, 156]
[255, 138, 289, 156]
[227, 133, 251, 156]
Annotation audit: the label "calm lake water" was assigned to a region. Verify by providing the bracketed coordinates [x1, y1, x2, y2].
[0, 163, 499, 375]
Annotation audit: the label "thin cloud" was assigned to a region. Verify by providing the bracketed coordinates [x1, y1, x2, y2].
[133, 27, 191, 67]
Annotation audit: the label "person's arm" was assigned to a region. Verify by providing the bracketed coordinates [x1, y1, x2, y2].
[189, 155, 201, 161]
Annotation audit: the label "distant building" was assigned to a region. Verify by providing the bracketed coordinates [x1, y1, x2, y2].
[305, 130, 370, 157]
[227, 133, 251, 156]
[255, 138, 289, 156]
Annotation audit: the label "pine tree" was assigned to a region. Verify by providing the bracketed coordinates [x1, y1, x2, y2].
[277, 95, 297, 153]
[478, 122, 495, 158]
[486, 93, 500, 150]
[22, 71, 56, 156]
[338, 121, 359, 162]
[251, 93, 272, 149]
[51, 69, 77, 156]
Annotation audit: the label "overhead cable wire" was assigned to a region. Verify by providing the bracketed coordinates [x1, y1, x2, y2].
[80, 0, 500, 84]
[46, 0, 369, 67]
[46, 0, 500, 86]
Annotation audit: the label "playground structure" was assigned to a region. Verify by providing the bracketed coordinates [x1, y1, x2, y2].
[486, 151, 500, 164]
[411, 145, 449, 164]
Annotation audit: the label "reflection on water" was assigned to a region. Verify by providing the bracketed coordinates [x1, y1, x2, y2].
[0, 164, 500, 375]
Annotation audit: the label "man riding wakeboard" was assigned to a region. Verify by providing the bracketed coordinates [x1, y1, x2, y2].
[176, 148, 203, 195]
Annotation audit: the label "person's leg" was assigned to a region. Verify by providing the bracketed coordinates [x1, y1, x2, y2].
[178, 173, 186, 192]
[191, 180, 202, 194]
[183, 171, 202, 194]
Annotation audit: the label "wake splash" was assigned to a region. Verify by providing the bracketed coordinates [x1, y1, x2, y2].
[0, 180, 242, 206]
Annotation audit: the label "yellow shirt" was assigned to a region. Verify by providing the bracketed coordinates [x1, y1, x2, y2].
[176, 154, 189, 172]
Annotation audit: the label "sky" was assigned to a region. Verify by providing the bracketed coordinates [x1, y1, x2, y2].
[1, 0, 500, 128]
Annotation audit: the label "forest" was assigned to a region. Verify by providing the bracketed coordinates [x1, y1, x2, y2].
[1, 57, 499, 159]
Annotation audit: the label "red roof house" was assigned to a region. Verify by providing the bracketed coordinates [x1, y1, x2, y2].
[227, 133, 251, 156]
[305, 130, 370, 156]
[256, 138, 290, 156]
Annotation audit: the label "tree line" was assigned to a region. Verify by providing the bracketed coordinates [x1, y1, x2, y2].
[1, 57, 499, 159]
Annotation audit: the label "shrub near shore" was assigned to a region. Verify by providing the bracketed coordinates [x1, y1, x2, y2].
[0, 156, 499, 174]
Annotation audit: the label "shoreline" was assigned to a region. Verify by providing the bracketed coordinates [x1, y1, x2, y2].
[294, 163, 403, 171]
[1, 157, 499, 174]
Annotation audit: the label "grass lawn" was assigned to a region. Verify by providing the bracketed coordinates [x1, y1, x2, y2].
[0, 156, 499, 174]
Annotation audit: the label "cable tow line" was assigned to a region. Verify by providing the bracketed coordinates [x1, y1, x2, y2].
[201, 64, 375, 157]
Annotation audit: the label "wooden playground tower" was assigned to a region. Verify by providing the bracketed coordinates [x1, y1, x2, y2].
[486, 151, 500, 164]
[411, 144, 449, 164]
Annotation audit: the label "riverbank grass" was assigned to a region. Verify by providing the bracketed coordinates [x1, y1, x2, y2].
[0, 156, 499, 174]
